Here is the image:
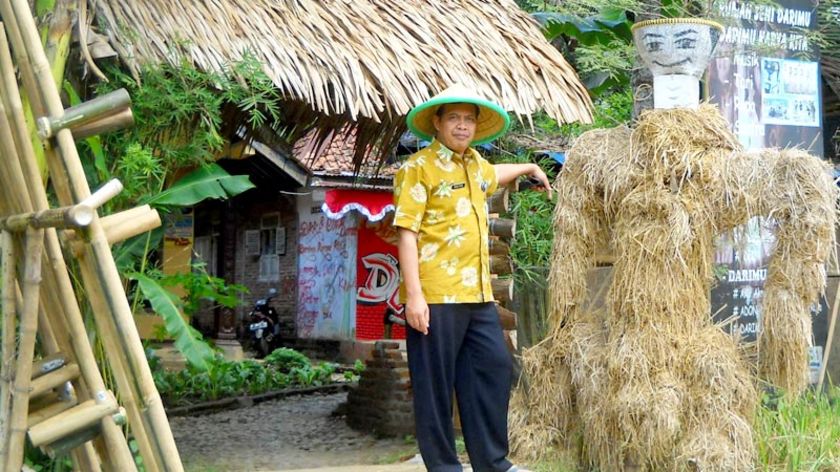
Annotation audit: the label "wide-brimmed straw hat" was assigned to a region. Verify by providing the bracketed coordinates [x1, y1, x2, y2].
[406, 83, 510, 145]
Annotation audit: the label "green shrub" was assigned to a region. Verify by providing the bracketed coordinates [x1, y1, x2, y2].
[151, 348, 341, 405]
[264, 347, 311, 372]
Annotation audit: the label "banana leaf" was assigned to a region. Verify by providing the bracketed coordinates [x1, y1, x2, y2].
[132, 272, 215, 371]
[145, 163, 255, 207]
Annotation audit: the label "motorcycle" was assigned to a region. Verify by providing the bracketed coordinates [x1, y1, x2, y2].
[245, 288, 280, 358]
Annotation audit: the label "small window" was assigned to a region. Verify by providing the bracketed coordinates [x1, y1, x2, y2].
[258, 254, 280, 282]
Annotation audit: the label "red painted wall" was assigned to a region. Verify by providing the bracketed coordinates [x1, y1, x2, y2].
[356, 223, 405, 340]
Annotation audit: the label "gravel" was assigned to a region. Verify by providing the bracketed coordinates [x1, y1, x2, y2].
[169, 391, 415, 471]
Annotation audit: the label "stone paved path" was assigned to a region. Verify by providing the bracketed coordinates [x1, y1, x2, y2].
[170, 391, 416, 471]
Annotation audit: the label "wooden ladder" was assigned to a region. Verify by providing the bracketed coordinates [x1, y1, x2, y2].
[0, 0, 183, 470]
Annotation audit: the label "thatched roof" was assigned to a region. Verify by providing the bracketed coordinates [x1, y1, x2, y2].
[92, 0, 593, 167]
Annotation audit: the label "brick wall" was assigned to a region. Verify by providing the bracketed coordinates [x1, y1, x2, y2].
[345, 341, 415, 437]
[234, 192, 299, 338]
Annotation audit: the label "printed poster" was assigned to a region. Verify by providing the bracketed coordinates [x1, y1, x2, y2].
[707, 0, 823, 154]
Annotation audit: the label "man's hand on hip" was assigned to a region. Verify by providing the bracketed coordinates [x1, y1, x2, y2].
[406, 296, 430, 335]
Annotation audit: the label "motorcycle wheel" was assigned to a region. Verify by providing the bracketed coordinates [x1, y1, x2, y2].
[258, 337, 270, 359]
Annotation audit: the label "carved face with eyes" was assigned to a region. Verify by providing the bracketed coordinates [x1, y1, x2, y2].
[633, 21, 722, 78]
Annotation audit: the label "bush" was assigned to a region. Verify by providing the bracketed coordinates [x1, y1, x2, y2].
[151, 348, 340, 406]
[264, 347, 312, 372]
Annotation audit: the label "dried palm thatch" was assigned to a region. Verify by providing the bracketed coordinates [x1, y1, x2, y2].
[511, 105, 838, 471]
[91, 0, 593, 168]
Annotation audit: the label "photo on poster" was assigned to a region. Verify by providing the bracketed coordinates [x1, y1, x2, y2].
[760, 58, 819, 127]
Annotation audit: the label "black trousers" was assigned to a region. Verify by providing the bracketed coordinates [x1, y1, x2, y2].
[407, 302, 513, 472]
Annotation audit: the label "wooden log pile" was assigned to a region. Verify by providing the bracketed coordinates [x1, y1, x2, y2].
[488, 186, 517, 352]
[0, 1, 182, 470]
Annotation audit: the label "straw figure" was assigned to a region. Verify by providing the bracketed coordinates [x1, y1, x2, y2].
[509, 104, 838, 471]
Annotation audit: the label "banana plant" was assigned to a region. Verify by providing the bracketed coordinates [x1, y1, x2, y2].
[118, 163, 254, 370]
[131, 273, 215, 371]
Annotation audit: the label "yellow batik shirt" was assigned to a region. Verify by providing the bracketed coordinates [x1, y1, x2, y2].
[392, 139, 498, 304]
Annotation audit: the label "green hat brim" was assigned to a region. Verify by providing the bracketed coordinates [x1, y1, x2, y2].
[406, 95, 511, 145]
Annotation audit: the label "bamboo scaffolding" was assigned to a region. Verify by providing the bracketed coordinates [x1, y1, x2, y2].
[72, 108, 134, 140]
[5, 228, 44, 472]
[2, 1, 182, 469]
[0, 231, 15, 466]
[68, 205, 161, 255]
[0, 21, 133, 470]
[28, 396, 119, 447]
[36, 88, 131, 139]
[28, 395, 78, 428]
[30, 363, 80, 398]
[31, 353, 66, 379]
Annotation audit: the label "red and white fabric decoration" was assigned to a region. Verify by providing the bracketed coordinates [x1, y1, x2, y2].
[321, 189, 394, 222]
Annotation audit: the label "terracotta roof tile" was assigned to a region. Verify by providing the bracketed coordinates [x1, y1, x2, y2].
[293, 130, 397, 179]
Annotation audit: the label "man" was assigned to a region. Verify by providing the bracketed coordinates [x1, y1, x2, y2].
[393, 84, 551, 472]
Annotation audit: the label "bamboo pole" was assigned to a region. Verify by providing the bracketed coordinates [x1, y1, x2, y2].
[28, 396, 118, 447]
[30, 363, 79, 398]
[36, 88, 131, 139]
[3, 2, 180, 469]
[0, 22, 130, 471]
[5, 227, 44, 472]
[69, 205, 161, 255]
[31, 352, 66, 379]
[101, 207, 161, 245]
[44, 406, 127, 460]
[489, 255, 513, 276]
[0, 203, 97, 231]
[70, 107, 134, 140]
[496, 303, 517, 330]
[0, 231, 16, 466]
[99, 205, 156, 232]
[28, 395, 77, 427]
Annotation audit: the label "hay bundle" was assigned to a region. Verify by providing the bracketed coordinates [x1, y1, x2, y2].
[676, 417, 755, 472]
[509, 329, 575, 461]
[683, 327, 757, 420]
[511, 104, 838, 471]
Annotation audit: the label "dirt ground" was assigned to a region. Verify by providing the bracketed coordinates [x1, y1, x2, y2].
[169, 391, 417, 471]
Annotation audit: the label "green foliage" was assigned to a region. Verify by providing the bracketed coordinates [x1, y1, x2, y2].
[557, 87, 634, 138]
[24, 444, 72, 472]
[506, 157, 558, 275]
[756, 388, 840, 470]
[152, 348, 339, 405]
[144, 163, 255, 208]
[66, 57, 277, 365]
[264, 347, 312, 372]
[493, 89, 632, 275]
[81, 55, 280, 209]
[131, 272, 216, 371]
[157, 266, 248, 317]
[534, 8, 634, 94]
